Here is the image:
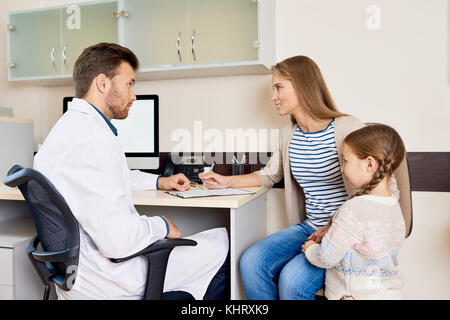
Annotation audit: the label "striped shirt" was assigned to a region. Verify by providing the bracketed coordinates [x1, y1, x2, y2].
[289, 119, 347, 230]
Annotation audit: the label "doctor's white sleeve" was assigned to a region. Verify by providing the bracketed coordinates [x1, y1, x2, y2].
[54, 141, 166, 259]
[129, 169, 159, 190]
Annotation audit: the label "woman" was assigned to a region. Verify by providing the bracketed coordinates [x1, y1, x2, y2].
[199, 56, 408, 300]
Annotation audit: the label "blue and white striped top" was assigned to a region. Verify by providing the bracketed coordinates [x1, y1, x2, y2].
[289, 119, 347, 230]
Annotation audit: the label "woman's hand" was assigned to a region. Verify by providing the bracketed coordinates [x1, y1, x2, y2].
[198, 172, 231, 189]
[301, 240, 317, 253]
[307, 225, 330, 243]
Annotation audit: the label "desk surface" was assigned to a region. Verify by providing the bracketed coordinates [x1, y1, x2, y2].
[0, 117, 33, 124]
[0, 185, 269, 209]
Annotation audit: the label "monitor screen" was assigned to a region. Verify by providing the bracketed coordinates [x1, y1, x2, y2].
[63, 95, 159, 169]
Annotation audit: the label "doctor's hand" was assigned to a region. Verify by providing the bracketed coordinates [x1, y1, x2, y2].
[198, 172, 231, 189]
[158, 173, 191, 192]
[161, 216, 181, 239]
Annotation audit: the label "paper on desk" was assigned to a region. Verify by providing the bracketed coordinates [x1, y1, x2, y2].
[167, 188, 255, 199]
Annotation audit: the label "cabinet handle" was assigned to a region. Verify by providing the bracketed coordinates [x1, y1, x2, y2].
[50, 47, 55, 66]
[7, 62, 15, 69]
[63, 44, 68, 65]
[177, 31, 182, 63]
[191, 29, 196, 62]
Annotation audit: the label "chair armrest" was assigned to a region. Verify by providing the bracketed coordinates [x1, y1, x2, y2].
[27, 235, 78, 263]
[3, 164, 27, 187]
[110, 238, 197, 264]
[111, 238, 197, 300]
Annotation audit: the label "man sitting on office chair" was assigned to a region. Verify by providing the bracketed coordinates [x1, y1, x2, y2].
[33, 42, 229, 300]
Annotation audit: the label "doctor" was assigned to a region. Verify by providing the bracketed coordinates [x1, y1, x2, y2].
[34, 42, 229, 300]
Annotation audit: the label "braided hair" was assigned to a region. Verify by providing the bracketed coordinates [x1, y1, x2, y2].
[344, 124, 405, 199]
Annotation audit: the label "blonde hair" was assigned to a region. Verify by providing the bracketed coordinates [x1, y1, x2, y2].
[344, 124, 406, 199]
[271, 55, 347, 123]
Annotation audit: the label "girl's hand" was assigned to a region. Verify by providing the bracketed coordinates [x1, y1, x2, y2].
[308, 225, 330, 243]
[302, 240, 317, 253]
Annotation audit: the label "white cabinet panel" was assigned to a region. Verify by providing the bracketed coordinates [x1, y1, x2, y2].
[0, 248, 14, 285]
[119, 0, 187, 67]
[7, 1, 118, 82]
[0, 284, 14, 300]
[7, 8, 61, 79]
[185, 0, 258, 65]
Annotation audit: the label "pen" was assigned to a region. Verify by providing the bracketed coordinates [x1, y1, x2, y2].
[203, 162, 214, 187]
[232, 156, 239, 164]
[241, 154, 246, 164]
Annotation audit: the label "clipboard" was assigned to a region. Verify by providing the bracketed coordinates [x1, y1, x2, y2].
[167, 188, 255, 199]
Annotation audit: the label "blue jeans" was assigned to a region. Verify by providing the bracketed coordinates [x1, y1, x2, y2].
[240, 222, 325, 300]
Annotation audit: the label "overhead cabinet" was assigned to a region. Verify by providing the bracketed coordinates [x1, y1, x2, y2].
[7, 1, 118, 83]
[7, 0, 274, 84]
[7, 8, 61, 80]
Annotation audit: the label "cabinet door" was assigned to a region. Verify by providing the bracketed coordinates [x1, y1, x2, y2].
[7, 8, 61, 79]
[60, 1, 118, 76]
[185, 0, 258, 65]
[118, 0, 187, 68]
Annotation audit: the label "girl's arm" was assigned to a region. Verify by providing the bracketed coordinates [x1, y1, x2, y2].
[303, 205, 359, 269]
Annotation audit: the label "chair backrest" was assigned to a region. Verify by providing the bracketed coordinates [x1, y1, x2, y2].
[3, 165, 80, 291]
[397, 155, 413, 238]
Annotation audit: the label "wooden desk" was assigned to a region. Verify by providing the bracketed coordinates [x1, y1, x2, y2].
[0, 185, 269, 300]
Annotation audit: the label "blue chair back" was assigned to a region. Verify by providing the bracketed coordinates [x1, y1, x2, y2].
[4, 165, 79, 295]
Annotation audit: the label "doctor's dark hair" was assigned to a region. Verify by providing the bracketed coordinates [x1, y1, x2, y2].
[344, 124, 406, 199]
[73, 42, 139, 98]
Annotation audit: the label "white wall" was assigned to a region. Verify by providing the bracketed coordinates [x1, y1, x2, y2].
[0, 0, 449, 299]
[399, 192, 450, 300]
[276, 0, 450, 152]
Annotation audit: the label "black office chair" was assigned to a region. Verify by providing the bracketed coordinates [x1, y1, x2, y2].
[4, 165, 197, 300]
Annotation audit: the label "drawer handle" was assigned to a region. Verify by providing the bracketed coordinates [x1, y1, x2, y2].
[191, 29, 196, 62]
[63, 44, 68, 66]
[177, 31, 182, 63]
[50, 46, 55, 66]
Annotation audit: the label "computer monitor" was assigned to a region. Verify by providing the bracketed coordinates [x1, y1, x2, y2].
[63, 95, 159, 170]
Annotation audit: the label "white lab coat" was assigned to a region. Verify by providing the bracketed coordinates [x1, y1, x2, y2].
[34, 98, 228, 299]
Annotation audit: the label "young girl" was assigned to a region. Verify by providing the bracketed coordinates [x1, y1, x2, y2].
[302, 124, 406, 300]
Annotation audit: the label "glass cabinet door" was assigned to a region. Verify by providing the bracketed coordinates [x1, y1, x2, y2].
[8, 8, 61, 79]
[118, 0, 187, 68]
[185, 0, 258, 65]
[60, 1, 118, 76]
